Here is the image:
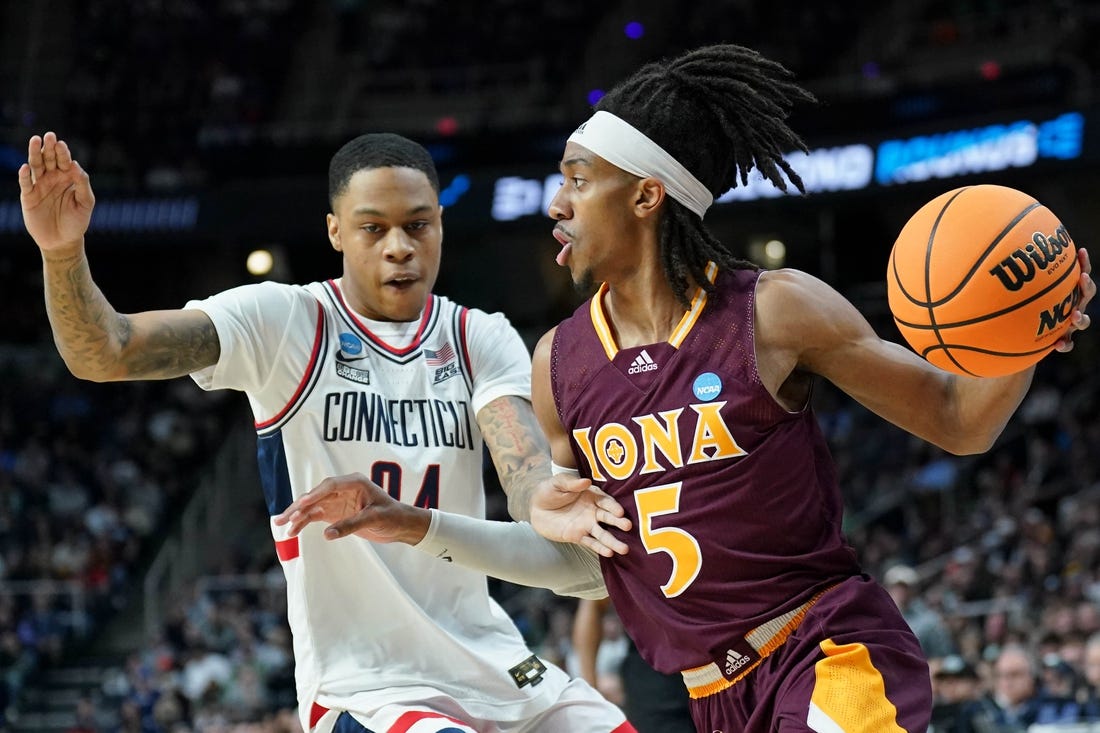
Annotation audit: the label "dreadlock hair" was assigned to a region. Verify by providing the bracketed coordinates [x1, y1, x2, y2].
[595, 44, 816, 305]
[328, 133, 440, 209]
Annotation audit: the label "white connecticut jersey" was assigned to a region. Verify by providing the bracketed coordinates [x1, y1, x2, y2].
[187, 279, 570, 728]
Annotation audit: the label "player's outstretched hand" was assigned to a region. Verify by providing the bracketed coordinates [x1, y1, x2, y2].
[18, 132, 95, 253]
[273, 473, 431, 544]
[1054, 247, 1095, 353]
[529, 474, 632, 558]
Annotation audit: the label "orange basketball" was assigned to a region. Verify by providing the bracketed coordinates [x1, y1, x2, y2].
[886, 184, 1080, 377]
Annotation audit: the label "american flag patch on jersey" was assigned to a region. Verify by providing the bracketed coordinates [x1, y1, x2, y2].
[424, 343, 455, 366]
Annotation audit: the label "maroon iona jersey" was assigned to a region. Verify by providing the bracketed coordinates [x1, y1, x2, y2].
[551, 265, 861, 675]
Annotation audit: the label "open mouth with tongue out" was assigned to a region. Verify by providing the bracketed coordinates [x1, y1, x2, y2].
[553, 227, 572, 266]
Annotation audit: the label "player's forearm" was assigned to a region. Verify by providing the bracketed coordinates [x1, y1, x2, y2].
[414, 511, 608, 599]
[480, 395, 555, 522]
[41, 245, 131, 381]
[41, 247, 220, 382]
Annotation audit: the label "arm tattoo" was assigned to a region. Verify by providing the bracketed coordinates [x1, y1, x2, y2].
[479, 395, 553, 522]
[42, 251, 219, 380]
[120, 315, 220, 379]
[43, 252, 120, 377]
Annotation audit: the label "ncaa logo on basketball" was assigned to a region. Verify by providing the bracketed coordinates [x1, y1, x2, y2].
[987, 225, 1072, 292]
[692, 372, 722, 401]
[1036, 286, 1082, 337]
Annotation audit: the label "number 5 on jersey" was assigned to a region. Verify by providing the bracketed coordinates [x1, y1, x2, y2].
[634, 482, 702, 598]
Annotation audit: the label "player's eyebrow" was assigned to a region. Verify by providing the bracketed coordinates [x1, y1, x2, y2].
[559, 156, 593, 171]
[351, 204, 435, 217]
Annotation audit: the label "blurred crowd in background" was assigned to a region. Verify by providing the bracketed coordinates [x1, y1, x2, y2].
[0, 299, 1096, 732]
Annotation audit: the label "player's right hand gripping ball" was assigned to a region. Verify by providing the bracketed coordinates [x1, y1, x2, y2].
[887, 184, 1079, 377]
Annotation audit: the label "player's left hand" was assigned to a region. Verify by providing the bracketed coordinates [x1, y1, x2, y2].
[1054, 247, 1094, 352]
[273, 473, 431, 544]
[529, 474, 632, 557]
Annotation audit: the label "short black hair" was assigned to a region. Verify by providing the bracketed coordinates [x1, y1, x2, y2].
[328, 133, 440, 208]
[596, 44, 815, 304]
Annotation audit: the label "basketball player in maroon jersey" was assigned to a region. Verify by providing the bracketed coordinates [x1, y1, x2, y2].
[274, 43, 1094, 733]
[521, 44, 1094, 733]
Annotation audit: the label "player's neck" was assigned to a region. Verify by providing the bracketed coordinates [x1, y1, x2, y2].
[603, 273, 685, 349]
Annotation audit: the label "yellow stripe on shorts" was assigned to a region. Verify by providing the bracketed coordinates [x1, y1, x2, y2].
[806, 638, 905, 733]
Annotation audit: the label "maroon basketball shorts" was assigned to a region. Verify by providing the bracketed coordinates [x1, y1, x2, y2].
[688, 575, 932, 733]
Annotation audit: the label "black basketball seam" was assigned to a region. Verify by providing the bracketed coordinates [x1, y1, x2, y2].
[892, 255, 1077, 331]
[923, 188, 970, 375]
[924, 338, 1051, 356]
[919, 352, 980, 376]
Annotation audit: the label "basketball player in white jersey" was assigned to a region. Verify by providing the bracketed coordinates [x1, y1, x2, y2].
[19, 130, 636, 733]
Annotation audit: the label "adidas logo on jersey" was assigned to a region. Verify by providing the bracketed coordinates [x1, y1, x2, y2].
[724, 649, 750, 676]
[627, 349, 658, 375]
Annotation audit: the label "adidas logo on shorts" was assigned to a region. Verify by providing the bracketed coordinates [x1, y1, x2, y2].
[725, 649, 750, 676]
[627, 349, 658, 375]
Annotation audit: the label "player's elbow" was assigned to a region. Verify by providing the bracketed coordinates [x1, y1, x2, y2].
[929, 378, 1016, 455]
[938, 438, 991, 457]
[934, 422, 1001, 456]
[59, 352, 126, 383]
[68, 367, 121, 383]
[81, 369, 127, 384]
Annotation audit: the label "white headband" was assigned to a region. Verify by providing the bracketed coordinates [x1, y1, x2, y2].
[567, 110, 713, 218]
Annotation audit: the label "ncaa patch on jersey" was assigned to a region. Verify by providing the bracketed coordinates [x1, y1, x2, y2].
[338, 332, 364, 359]
[693, 372, 722, 401]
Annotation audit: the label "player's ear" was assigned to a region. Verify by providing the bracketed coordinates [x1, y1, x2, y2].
[635, 178, 665, 219]
[327, 213, 341, 252]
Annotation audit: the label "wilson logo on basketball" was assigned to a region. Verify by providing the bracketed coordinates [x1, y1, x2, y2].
[1036, 286, 1082, 337]
[987, 225, 1073, 292]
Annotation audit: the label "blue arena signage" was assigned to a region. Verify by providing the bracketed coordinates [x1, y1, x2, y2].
[716, 144, 874, 202]
[0, 111, 1087, 236]
[487, 110, 1086, 220]
[0, 196, 199, 234]
[874, 112, 1083, 185]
